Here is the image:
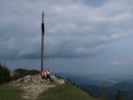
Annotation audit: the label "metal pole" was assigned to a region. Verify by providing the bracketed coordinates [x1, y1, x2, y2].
[41, 11, 45, 72]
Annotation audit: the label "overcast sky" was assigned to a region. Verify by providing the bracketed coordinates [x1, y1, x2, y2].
[0, 0, 133, 61]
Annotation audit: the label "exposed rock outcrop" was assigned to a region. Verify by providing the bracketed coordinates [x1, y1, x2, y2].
[11, 74, 65, 100]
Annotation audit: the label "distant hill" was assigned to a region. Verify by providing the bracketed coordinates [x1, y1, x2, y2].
[58, 72, 133, 100]
[113, 80, 133, 100]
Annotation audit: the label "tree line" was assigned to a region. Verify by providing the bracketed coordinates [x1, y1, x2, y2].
[0, 63, 39, 84]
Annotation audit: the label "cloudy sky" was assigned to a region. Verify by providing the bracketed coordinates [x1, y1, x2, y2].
[0, 0, 133, 67]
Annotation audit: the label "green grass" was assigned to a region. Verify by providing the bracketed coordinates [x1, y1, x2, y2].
[0, 83, 98, 100]
[0, 85, 24, 100]
[37, 83, 97, 100]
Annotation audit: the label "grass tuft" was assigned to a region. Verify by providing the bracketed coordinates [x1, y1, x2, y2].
[0, 85, 24, 100]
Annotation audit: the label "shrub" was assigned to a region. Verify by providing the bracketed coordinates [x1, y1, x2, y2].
[0, 64, 10, 83]
[13, 68, 39, 79]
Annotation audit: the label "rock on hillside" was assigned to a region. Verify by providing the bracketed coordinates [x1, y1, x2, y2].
[10, 74, 65, 100]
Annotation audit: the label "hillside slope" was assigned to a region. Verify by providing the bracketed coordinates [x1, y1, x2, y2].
[37, 83, 97, 100]
[0, 85, 24, 100]
[0, 74, 97, 100]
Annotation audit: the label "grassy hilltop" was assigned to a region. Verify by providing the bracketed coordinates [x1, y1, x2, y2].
[0, 65, 97, 100]
[0, 83, 97, 100]
[0, 65, 123, 100]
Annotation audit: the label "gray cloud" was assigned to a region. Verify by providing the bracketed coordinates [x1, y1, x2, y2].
[0, 0, 132, 59]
